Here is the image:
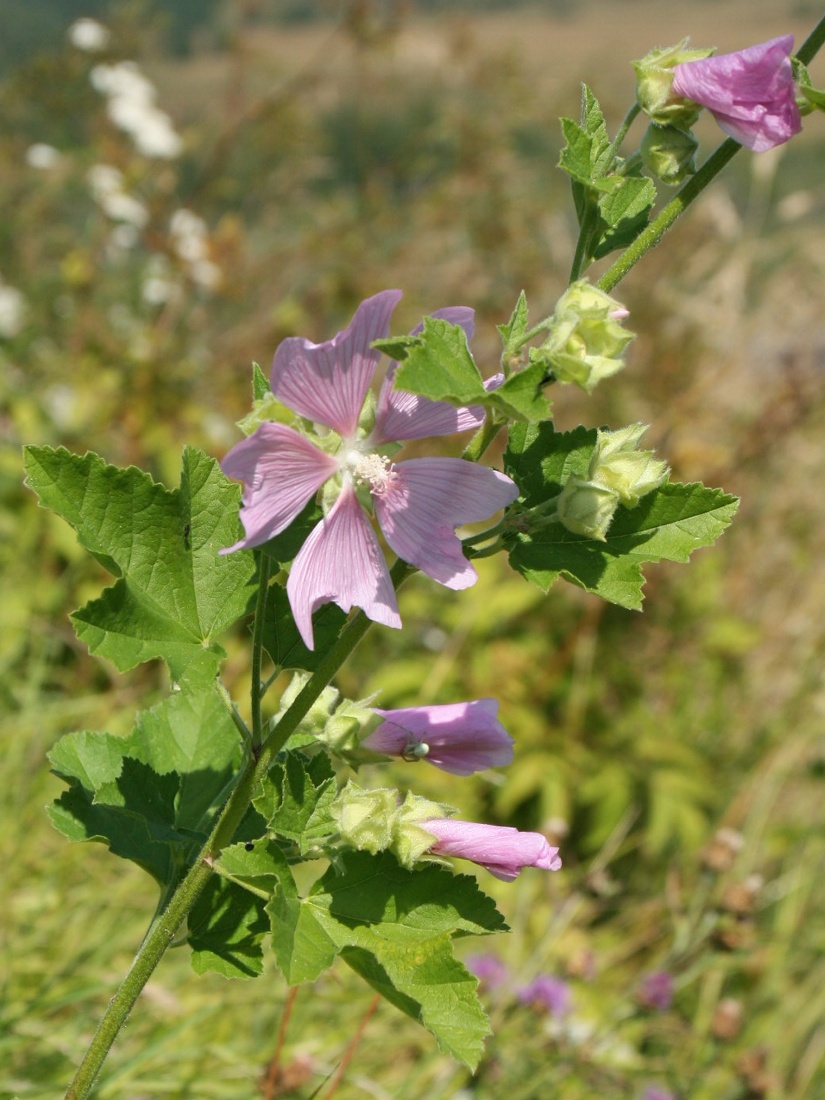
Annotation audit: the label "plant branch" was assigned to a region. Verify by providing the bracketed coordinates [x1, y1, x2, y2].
[64, 561, 411, 1100]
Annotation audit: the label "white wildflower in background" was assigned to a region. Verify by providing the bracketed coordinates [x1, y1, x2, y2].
[90, 61, 182, 159]
[0, 281, 27, 339]
[68, 17, 111, 53]
[141, 255, 179, 306]
[170, 209, 222, 290]
[86, 164, 148, 229]
[26, 143, 62, 170]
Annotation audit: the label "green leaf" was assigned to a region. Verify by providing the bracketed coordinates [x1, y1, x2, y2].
[267, 851, 504, 1067]
[393, 317, 486, 406]
[188, 876, 270, 978]
[23, 446, 258, 689]
[217, 838, 294, 893]
[341, 935, 488, 1067]
[558, 84, 612, 188]
[505, 422, 739, 607]
[594, 176, 656, 259]
[126, 689, 242, 831]
[49, 756, 186, 885]
[487, 361, 550, 423]
[497, 291, 529, 355]
[261, 582, 347, 673]
[258, 497, 323, 566]
[371, 334, 422, 360]
[48, 685, 242, 882]
[311, 851, 506, 937]
[251, 361, 269, 401]
[254, 751, 337, 854]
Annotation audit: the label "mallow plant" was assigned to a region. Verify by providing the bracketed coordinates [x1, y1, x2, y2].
[23, 18, 825, 1098]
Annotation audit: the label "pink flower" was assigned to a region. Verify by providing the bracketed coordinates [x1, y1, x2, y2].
[420, 818, 562, 881]
[221, 290, 518, 648]
[363, 698, 515, 776]
[671, 35, 801, 152]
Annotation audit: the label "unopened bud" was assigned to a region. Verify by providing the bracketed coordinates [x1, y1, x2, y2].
[537, 281, 634, 394]
[640, 123, 698, 185]
[588, 423, 669, 508]
[634, 40, 714, 128]
[557, 476, 619, 541]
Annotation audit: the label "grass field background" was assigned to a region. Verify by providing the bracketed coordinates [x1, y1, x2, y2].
[3, 2, 825, 1097]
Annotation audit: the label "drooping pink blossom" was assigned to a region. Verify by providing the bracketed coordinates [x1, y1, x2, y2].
[363, 698, 514, 776]
[221, 290, 518, 647]
[671, 35, 801, 152]
[420, 818, 562, 881]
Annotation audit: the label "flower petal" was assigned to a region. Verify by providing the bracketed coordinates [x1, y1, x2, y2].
[374, 458, 519, 588]
[286, 482, 400, 649]
[270, 289, 403, 437]
[221, 423, 338, 552]
[366, 698, 514, 776]
[420, 819, 562, 881]
[672, 35, 801, 152]
[372, 306, 484, 443]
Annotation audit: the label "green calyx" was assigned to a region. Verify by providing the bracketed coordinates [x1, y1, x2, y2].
[633, 39, 714, 128]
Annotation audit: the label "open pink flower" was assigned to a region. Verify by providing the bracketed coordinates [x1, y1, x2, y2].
[221, 290, 518, 647]
[363, 698, 514, 776]
[671, 35, 801, 152]
[420, 819, 562, 881]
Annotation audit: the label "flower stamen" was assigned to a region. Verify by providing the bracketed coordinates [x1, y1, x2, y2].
[351, 452, 397, 496]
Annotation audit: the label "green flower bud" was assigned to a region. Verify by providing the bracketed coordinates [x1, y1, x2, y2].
[538, 281, 634, 394]
[588, 423, 669, 508]
[557, 476, 619, 541]
[634, 40, 715, 128]
[640, 123, 698, 186]
[330, 783, 452, 868]
[331, 782, 400, 854]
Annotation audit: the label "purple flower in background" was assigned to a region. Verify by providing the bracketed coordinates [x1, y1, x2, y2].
[221, 290, 519, 647]
[421, 819, 562, 881]
[517, 975, 571, 1018]
[671, 35, 801, 152]
[363, 698, 515, 776]
[638, 970, 674, 1011]
[642, 1088, 677, 1100]
[466, 953, 509, 989]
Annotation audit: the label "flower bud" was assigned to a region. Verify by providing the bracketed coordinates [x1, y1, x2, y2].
[330, 782, 400, 854]
[640, 123, 698, 185]
[588, 423, 669, 508]
[537, 281, 634, 394]
[557, 476, 619, 541]
[634, 40, 714, 128]
[329, 782, 451, 869]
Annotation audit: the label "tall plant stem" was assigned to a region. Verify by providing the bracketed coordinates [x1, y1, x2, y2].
[64, 562, 410, 1100]
[595, 137, 740, 294]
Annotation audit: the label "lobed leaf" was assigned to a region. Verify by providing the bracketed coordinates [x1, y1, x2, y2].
[23, 446, 258, 689]
[267, 851, 504, 1068]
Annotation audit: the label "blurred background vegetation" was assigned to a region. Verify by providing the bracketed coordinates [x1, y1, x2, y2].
[3, 1, 825, 1097]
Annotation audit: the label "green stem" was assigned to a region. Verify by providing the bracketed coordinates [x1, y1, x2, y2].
[797, 14, 825, 65]
[461, 416, 505, 463]
[64, 561, 411, 1100]
[251, 553, 271, 750]
[596, 136, 740, 294]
